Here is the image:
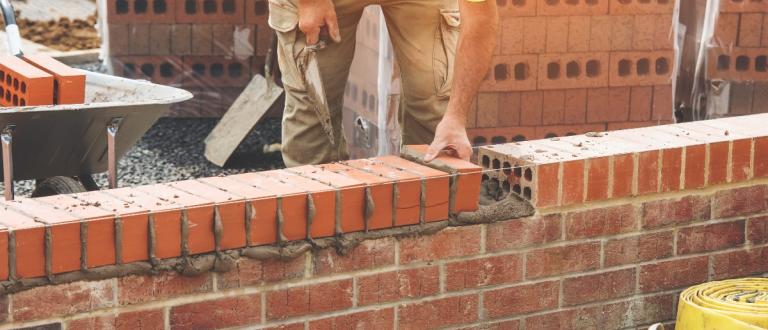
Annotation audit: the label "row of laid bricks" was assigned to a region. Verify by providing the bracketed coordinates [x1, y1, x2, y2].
[493, 0, 672, 17]
[9, 192, 768, 325]
[706, 47, 768, 82]
[718, 82, 768, 117]
[479, 113, 768, 208]
[107, 0, 267, 24]
[111, 55, 267, 88]
[713, 13, 768, 49]
[720, 0, 768, 13]
[108, 23, 271, 57]
[497, 15, 673, 56]
[0, 148, 481, 281]
[470, 85, 674, 129]
[466, 121, 676, 146]
[480, 51, 673, 91]
[0, 54, 85, 107]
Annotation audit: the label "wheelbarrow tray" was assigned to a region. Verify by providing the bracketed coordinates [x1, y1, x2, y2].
[0, 70, 192, 180]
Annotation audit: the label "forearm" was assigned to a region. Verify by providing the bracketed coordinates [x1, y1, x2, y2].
[445, 2, 499, 122]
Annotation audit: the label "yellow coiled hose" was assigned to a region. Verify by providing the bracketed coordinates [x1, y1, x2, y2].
[676, 278, 768, 330]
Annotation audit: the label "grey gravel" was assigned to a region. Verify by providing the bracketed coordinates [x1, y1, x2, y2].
[1, 61, 285, 198]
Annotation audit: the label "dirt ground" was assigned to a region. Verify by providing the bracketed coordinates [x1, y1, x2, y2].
[16, 13, 100, 51]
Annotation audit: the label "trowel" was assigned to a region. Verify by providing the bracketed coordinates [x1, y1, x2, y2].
[300, 28, 335, 145]
[204, 32, 284, 167]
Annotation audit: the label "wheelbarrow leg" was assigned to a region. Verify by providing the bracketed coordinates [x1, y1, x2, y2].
[2, 125, 15, 201]
[107, 118, 123, 189]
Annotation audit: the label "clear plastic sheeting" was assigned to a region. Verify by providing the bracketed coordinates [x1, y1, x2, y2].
[97, 0, 274, 117]
[689, 0, 768, 120]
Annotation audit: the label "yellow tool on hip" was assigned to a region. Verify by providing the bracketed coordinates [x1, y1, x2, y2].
[676, 278, 768, 330]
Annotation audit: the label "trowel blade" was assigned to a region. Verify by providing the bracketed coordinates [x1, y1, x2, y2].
[303, 50, 336, 145]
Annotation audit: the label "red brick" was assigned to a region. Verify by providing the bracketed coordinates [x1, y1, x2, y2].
[310, 309, 394, 330]
[732, 138, 752, 182]
[538, 53, 610, 90]
[171, 294, 261, 329]
[613, 153, 635, 198]
[192, 24, 213, 55]
[586, 88, 612, 123]
[266, 280, 353, 320]
[684, 144, 706, 189]
[0, 55, 54, 107]
[755, 137, 768, 178]
[119, 272, 212, 305]
[630, 86, 653, 121]
[0, 211, 43, 279]
[586, 156, 610, 201]
[106, 0, 175, 23]
[566, 204, 637, 239]
[713, 13, 738, 47]
[445, 254, 523, 291]
[738, 13, 763, 47]
[69, 309, 165, 330]
[653, 85, 674, 121]
[712, 246, 768, 280]
[108, 24, 130, 56]
[605, 231, 674, 267]
[633, 15, 655, 50]
[501, 18, 524, 54]
[357, 267, 439, 306]
[642, 195, 711, 229]
[112, 56, 183, 86]
[262, 323, 305, 330]
[525, 242, 600, 279]
[176, 0, 246, 23]
[677, 220, 745, 255]
[314, 237, 394, 275]
[708, 141, 729, 185]
[498, 92, 522, 126]
[537, 0, 608, 15]
[22, 54, 85, 105]
[590, 16, 612, 51]
[0, 227, 5, 281]
[486, 214, 562, 251]
[520, 90, 543, 125]
[639, 256, 709, 292]
[542, 90, 565, 125]
[482, 56, 539, 92]
[246, 0, 269, 24]
[563, 268, 636, 306]
[377, 155, 452, 223]
[456, 320, 520, 330]
[637, 150, 660, 195]
[525, 294, 675, 330]
[477, 93, 499, 127]
[523, 17, 546, 54]
[546, 17, 569, 53]
[12, 280, 115, 321]
[171, 24, 192, 55]
[713, 185, 768, 218]
[218, 254, 306, 289]
[6, 199, 82, 275]
[660, 148, 682, 192]
[564, 88, 587, 124]
[748, 216, 768, 244]
[344, 158, 421, 226]
[398, 295, 478, 328]
[562, 160, 585, 205]
[148, 24, 172, 55]
[128, 24, 150, 55]
[399, 226, 481, 263]
[484, 281, 559, 318]
[536, 163, 560, 207]
[568, 16, 590, 52]
[183, 56, 251, 88]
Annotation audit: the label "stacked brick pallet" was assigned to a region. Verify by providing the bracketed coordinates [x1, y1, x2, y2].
[468, 0, 677, 145]
[105, 0, 270, 117]
[708, 0, 768, 116]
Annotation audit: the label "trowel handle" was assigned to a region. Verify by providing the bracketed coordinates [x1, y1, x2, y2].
[0, 0, 22, 56]
[264, 30, 278, 82]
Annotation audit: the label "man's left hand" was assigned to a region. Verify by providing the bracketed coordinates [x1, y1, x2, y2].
[424, 115, 472, 162]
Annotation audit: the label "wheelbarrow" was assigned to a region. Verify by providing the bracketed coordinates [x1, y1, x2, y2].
[0, 0, 192, 200]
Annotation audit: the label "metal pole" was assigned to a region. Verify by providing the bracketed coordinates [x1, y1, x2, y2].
[2, 125, 15, 200]
[0, 0, 23, 56]
[107, 118, 123, 189]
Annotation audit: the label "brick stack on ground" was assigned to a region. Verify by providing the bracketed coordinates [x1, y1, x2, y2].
[468, 0, 677, 145]
[708, 0, 768, 116]
[106, 0, 270, 117]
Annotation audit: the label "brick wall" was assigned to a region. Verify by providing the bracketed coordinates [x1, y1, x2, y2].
[0, 115, 766, 329]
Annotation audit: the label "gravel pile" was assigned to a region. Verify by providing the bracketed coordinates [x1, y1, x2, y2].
[1, 62, 285, 197]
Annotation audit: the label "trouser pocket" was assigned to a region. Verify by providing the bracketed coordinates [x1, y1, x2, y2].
[268, 0, 305, 90]
[434, 9, 461, 98]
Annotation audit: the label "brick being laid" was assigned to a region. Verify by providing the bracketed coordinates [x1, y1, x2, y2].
[478, 113, 768, 208]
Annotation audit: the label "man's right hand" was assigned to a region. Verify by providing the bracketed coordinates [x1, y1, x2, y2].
[298, 0, 341, 45]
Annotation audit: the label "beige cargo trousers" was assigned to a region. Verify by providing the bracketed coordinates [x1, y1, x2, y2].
[268, 0, 460, 167]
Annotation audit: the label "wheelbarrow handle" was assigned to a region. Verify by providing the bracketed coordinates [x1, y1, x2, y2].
[0, 0, 22, 56]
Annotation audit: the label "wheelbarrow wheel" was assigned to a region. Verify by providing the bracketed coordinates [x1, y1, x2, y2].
[31, 176, 87, 197]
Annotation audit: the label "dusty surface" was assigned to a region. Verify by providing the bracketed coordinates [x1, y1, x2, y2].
[16, 14, 100, 51]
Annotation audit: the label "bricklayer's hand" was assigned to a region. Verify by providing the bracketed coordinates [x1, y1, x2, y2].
[425, 115, 472, 162]
[298, 0, 341, 45]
